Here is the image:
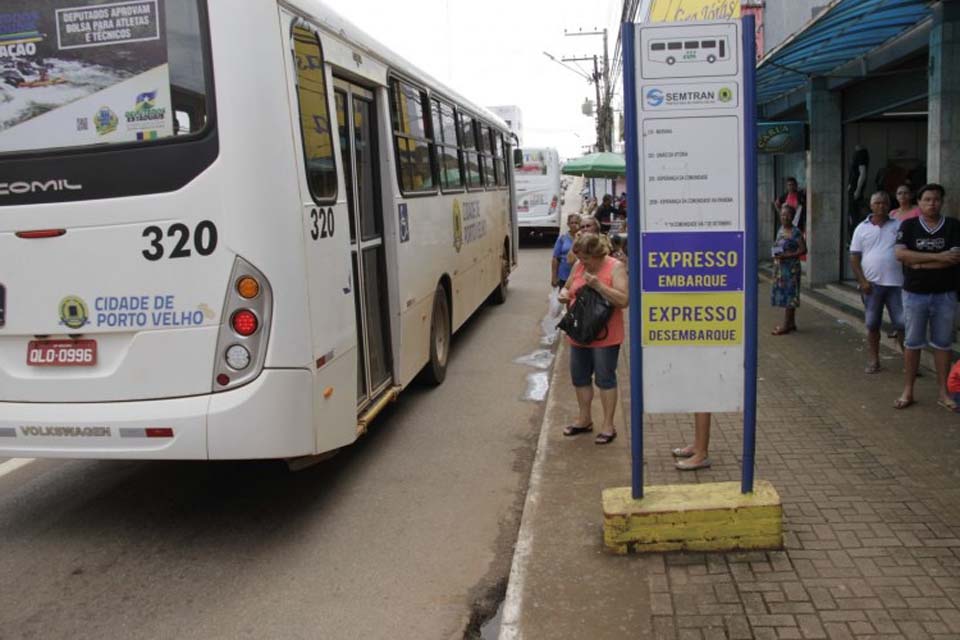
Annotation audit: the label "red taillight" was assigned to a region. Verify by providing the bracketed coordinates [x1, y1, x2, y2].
[231, 310, 258, 336]
[145, 427, 174, 438]
[16, 229, 66, 239]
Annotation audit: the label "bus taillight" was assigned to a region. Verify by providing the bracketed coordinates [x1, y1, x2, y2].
[212, 256, 273, 393]
[231, 310, 258, 336]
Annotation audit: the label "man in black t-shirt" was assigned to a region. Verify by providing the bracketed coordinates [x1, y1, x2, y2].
[595, 194, 617, 233]
[894, 183, 960, 410]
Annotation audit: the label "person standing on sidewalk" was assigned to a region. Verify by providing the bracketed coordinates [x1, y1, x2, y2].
[595, 194, 618, 234]
[672, 413, 712, 471]
[891, 184, 921, 221]
[557, 233, 629, 445]
[551, 213, 580, 289]
[850, 191, 904, 373]
[771, 204, 807, 335]
[773, 177, 806, 231]
[893, 183, 960, 410]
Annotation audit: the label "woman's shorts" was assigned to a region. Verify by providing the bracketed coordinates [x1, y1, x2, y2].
[902, 290, 958, 350]
[569, 344, 621, 390]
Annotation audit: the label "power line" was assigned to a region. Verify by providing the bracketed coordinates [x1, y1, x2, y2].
[542, 51, 593, 82]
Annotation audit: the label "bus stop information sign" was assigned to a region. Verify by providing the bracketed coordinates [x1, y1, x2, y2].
[623, 17, 759, 496]
[637, 20, 746, 413]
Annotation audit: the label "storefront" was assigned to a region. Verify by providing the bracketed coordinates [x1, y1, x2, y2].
[754, 0, 956, 287]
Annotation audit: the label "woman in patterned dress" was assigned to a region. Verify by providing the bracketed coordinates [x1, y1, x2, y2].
[771, 204, 807, 335]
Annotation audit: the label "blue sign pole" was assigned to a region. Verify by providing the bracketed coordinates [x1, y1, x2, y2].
[623, 23, 644, 500]
[741, 14, 759, 495]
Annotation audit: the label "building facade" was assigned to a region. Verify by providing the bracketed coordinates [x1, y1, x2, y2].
[487, 105, 523, 147]
[756, 0, 956, 287]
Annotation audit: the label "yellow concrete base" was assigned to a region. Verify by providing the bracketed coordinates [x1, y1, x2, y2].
[602, 481, 783, 554]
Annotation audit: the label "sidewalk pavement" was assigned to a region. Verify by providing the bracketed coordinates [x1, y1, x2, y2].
[499, 281, 960, 640]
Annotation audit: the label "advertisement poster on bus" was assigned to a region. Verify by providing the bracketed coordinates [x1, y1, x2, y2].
[0, 0, 172, 153]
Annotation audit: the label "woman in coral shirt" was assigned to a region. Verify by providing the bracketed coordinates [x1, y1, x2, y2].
[557, 233, 629, 444]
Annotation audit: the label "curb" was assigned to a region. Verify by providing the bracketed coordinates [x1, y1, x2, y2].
[497, 339, 567, 640]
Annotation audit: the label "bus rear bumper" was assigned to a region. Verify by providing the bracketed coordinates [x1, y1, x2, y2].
[518, 213, 561, 231]
[0, 369, 315, 460]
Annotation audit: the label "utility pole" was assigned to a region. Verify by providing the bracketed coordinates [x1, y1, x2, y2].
[564, 28, 611, 152]
[561, 52, 605, 151]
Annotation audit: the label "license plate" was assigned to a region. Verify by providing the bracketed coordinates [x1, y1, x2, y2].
[27, 340, 97, 367]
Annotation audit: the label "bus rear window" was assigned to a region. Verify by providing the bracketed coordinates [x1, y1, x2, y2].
[0, 0, 211, 155]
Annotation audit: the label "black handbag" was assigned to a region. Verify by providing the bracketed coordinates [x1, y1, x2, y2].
[557, 285, 614, 344]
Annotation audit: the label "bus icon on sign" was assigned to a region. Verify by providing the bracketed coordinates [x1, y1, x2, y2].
[649, 37, 729, 66]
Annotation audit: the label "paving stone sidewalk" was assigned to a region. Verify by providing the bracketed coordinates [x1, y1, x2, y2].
[502, 282, 960, 640]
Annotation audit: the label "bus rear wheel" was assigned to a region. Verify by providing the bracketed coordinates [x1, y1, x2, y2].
[422, 283, 450, 385]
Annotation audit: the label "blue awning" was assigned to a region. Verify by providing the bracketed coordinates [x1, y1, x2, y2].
[756, 0, 932, 106]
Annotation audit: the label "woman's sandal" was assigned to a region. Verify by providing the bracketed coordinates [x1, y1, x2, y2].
[594, 431, 617, 445]
[771, 325, 796, 336]
[562, 423, 593, 437]
[671, 446, 695, 458]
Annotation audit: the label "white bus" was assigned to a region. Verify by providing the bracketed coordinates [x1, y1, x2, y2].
[515, 147, 562, 237]
[649, 36, 730, 65]
[0, 0, 518, 462]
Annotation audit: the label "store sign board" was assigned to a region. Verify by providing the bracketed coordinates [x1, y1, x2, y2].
[644, 0, 741, 24]
[757, 121, 806, 154]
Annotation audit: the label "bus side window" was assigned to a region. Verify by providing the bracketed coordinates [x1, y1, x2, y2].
[390, 79, 436, 194]
[436, 100, 463, 191]
[651, 42, 665, 51]
[291, 24, 337, 202]
[667, 42, 682, 50]
[493, 133, 506, 188]
[478, 123, 494, 188]
[701, 40, 716, 49]
[460, 113, 482, 190]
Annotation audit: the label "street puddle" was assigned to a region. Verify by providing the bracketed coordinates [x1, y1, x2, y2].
[516, 293, 564, 403]
[522, 371, 550, 402]
[513, 349, 554, 370]
[479, 600, 504, 639]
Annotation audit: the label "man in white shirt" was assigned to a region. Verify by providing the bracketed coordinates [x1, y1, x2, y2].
[850, 191, 903, 373]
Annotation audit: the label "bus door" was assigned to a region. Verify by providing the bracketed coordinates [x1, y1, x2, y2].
[334, 80, 393, 407]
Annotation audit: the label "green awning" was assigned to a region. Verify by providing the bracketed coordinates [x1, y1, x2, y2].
[561, 152, 626, 178]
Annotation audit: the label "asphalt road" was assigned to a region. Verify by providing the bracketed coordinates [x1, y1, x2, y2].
[0, 244, 556, 640]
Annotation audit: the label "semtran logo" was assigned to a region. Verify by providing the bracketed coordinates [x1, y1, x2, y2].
[0, 179, 83, 196]
[646, 89, 665, 107]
